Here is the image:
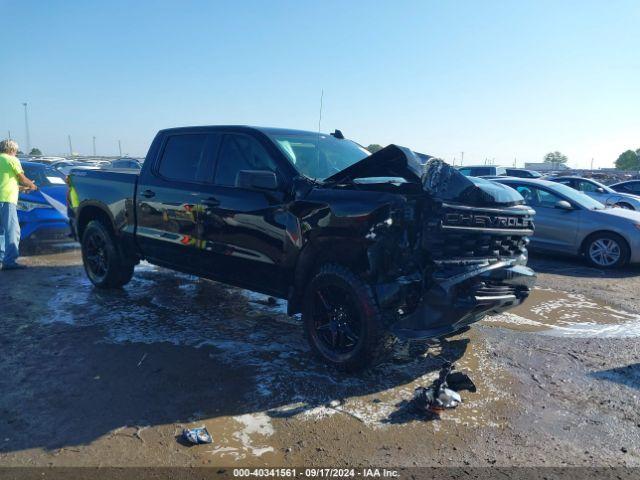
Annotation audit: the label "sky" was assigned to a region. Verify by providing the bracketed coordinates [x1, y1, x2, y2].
[1, 0, 639, 168]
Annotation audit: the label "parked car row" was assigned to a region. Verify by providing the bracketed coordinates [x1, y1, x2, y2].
[494, 178, 640, 268]
[25, 157, 143, 175]
[456, 166, 640, 268]
[16, 148, 640, 271]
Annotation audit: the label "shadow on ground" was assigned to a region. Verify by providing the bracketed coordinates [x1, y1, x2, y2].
[590, 363, 640, 391]
[0, 263, 468, 453]
[528, 252, 640, 279]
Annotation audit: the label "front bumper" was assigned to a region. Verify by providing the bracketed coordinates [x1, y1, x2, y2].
[390, 261, 536, 340]
[19, 209, 72, 244]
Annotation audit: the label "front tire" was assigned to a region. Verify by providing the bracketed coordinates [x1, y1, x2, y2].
[81, 220, 134, 288]
[584, 232, 630, 269]
[302, 264, 389, 371]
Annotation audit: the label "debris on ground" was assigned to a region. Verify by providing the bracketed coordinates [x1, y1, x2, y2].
[413, 361, 476, 414]
[182, 426, 213, 445]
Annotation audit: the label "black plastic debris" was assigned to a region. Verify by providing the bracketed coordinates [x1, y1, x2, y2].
[182, 426, 212, 445]
[413, 361, 475, 413]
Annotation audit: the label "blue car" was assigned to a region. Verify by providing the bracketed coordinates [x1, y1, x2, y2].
[18, 161, 71, 247]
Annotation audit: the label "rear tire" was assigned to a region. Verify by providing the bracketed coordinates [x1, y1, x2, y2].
[302, 263, 390, 371]
[583, 232, 630, 269]
[81, 220, 134, 288]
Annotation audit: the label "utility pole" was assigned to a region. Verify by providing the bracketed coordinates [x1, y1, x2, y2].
[460, 151, 464, 166]
[591, 158, 594, 170]
[68, 135, 73, 156]
[7, 130, 11, 140]
[93, 136, 97, 156]
[118, 140, 122, 157]
[22, 102, 31, 153]
[513, 158, 516, 167]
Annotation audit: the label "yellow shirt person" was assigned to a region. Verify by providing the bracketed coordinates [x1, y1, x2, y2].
[0, 140, 37, 270]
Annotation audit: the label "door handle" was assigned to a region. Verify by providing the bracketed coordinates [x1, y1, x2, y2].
[140, 189, 156, 198]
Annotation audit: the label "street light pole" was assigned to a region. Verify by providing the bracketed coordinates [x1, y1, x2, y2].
[118, 140, 122, 157]
[22, 102, 31, 153]
[93, 136, 97, 156]
[68, 135, 73, 156]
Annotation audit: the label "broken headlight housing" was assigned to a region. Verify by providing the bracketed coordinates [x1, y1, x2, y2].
[17, 200, 53, 212]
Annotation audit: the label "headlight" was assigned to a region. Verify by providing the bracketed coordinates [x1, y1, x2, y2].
[17, 200, 53, 212]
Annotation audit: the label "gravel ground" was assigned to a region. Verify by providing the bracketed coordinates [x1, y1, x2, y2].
[0, 248, 638, 471]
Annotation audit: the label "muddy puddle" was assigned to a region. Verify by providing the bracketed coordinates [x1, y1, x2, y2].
[483, 288, 640, 338]
[17, 258, 514, 462]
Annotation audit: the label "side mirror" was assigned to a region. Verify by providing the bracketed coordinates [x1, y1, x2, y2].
[554, 200, 573, 211]
[596, 187, 605, 193]
[235, 170, 278, 190]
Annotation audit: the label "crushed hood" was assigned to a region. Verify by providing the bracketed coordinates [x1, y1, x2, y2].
[324, 144, 525, 208]
[325, 145, 424, 184]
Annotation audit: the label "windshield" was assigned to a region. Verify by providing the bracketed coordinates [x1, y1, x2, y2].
[21, 164, 67, 186]
[268, 132, 370, 181]
[544, 182, 606, 210]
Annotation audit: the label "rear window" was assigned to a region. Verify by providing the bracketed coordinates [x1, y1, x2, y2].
[470, 167, 493, 176]
[158, 134, 208, 183]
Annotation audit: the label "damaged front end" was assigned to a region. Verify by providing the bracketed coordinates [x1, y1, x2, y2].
[328, 145, 536, 340]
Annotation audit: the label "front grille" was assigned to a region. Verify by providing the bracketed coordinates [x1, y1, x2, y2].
[424, 230, 528, 260]
[423, 205, 533, 261]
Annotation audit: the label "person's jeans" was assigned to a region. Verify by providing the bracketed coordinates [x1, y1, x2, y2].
[0, 202, 21, 266]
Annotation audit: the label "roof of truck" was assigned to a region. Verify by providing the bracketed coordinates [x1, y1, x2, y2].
[158, 125, 325, 136]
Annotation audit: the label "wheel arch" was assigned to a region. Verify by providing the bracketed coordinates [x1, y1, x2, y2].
[77, 203, 116, 241]
[288, 236, 371, 315]
[580, 229, 631, 256]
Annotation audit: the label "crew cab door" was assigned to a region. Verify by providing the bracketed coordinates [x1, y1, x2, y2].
[198, 132, 291, 296]
[135, 132, 221, 270]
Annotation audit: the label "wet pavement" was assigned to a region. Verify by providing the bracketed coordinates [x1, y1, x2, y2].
[0, 248, 639, 467]
[485, 288, 640, 338]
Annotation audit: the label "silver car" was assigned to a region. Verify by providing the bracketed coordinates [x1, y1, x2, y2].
[550, 176, 640, 210]
[495, 178, 640, 268]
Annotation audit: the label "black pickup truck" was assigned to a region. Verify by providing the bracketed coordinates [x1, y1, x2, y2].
[68, 126, 535, 370]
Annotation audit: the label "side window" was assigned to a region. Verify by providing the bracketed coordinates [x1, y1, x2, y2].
[627, 182, 640, 193]
[158, 134, 208, 183]
[514, 185, 561, 208]
[214, 134, 277, 187]
[536, 188, 562, 207]
[458, 168, 472, 176]
[514, 185, 535, 205]
[470, 167, 491, 176]
[577, 180, 599, 193]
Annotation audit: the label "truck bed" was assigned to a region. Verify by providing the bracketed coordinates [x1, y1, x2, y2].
[68, 168, 139, 242]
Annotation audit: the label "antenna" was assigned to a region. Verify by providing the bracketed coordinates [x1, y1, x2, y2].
[316, 89, 324, 170]
[317, 89, 324, 134]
